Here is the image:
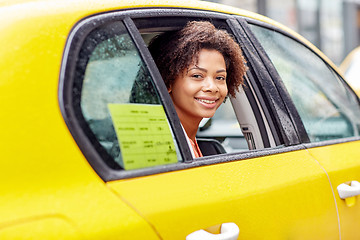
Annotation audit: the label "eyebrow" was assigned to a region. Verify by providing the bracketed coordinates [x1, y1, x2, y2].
[188, 66, 227, 73]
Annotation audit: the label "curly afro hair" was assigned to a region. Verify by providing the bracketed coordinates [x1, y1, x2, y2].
[148, 21, 247, 97]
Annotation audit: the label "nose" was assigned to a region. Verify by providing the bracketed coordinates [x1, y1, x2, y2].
[202, 77, 219, 92]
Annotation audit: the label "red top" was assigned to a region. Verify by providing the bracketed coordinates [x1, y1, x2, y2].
[188, 137, 203, 158]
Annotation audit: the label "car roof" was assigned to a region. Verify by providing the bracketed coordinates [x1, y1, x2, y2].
[0, 0, 341, 81]
[0, 0, 276, 26]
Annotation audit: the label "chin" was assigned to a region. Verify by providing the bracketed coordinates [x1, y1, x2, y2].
[201, 112, 216, 118]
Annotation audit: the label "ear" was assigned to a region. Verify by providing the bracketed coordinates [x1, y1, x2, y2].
[168, 85, 172, 93]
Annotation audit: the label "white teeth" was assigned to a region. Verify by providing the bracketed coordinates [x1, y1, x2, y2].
[197, 98, 216, 104]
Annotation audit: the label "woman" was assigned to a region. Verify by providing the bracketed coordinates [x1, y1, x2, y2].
[149, 21, 247, 157]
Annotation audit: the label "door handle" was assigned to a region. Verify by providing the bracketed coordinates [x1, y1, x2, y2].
[337, 180, 360, 199]
[186, 222, 239, 240]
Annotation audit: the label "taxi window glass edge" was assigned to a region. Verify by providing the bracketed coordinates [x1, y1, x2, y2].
[247, 22, 360, 143]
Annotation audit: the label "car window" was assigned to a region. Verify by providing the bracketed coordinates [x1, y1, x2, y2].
[249, 24, 360, 142]
[77, 21, 181, 170]
[196, 100, 247, 152]
[63, 12, 289, 180]
[139, 22, 255, 153]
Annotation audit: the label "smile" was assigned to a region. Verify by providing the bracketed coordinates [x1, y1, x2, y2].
[195, 98, 217, 104]
[195, 98, 218, 107]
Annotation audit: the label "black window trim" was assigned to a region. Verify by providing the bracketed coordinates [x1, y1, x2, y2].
[237, 18, 310, 145]
[123, 17, 193, 161]
[59, 16, 126, 180]
[229, 18, 301, 146]
[59, 7, 311, 181]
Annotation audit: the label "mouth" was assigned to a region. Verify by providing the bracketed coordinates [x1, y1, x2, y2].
[195, 97, 220, 109]
[195, 98, 217, 104]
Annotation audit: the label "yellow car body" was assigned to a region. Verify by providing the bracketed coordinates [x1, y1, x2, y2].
[1, 0, 360, 239]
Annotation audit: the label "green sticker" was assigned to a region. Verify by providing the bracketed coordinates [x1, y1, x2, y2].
[108, 104, 177, 170]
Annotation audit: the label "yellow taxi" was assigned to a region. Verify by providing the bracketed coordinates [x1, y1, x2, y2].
[1, 0, 360, 239]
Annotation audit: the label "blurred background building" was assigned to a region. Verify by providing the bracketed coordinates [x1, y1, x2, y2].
[205, 0, 360, 65]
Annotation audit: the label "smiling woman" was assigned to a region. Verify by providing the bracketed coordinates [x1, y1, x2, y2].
[148, 21, 247, 157]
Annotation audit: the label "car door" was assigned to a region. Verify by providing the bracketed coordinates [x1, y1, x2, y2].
[60, 8, 340, 239]
[248, 20, 360, 239]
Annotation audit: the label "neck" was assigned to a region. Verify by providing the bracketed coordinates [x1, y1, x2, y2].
[180, 117, 202, 142]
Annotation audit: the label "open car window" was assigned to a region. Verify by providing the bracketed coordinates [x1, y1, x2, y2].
[136, 17, 280, 153]
[197, 100, 247, 153]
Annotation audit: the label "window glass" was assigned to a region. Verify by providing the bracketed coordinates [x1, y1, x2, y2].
[249, 24, 360, 142]
[78, 21, 180, 170]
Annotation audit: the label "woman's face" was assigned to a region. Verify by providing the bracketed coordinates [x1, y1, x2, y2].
[169, 49, 228, 125]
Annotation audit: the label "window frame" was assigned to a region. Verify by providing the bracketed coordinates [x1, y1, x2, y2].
[59, 8, 305, 181]
[244, 18, 360, 147]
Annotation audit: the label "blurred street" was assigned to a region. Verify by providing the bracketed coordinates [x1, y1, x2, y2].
[205, 0, 360, 65]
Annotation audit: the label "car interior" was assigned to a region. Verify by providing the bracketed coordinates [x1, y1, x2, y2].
[138, 19, 277, 155]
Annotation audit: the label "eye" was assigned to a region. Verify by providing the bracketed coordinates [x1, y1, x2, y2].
[216, 76, 226, 81]
[191, 74, 203, 79]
